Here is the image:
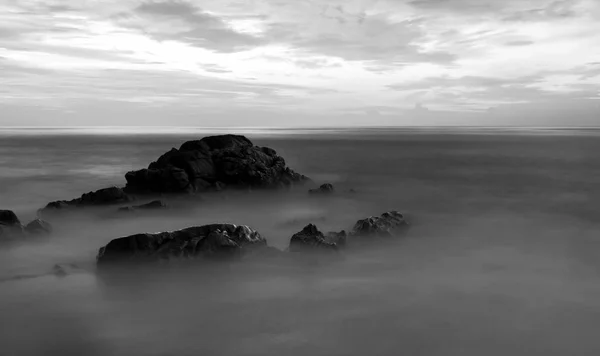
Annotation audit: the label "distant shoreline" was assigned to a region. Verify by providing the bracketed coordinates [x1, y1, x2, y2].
[1, 126, 599, 137]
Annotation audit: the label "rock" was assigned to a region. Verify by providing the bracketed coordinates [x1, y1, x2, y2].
[118, 200, 168, 212]
[41, 186, 132, 215]
[309, 183, 334, 195]
[52, 263, 80, 277]
[0, 209, 24, 239]
[289, 224, 339, 253]
[325, 230, 347, 248]
[97, 224, 267, 266]
[351, 211, 408, 237]
[124, 134, 309, 194]
[25, 219, 53, 235]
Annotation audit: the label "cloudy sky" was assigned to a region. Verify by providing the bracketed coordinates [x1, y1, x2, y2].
[1, 0, 599, 127]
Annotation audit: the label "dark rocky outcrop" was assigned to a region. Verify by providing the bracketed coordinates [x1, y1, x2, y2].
[0, 209, 24, 239]
[25, 219, 53, 235]
[1, 210, 52, 241]
[308, 183, 334, 195]
[288, 224, 342, 253]
[97, 224, 268, 266]
[351, 211, 408, 237]
[124, 134, 309, 194]
[118, 200, 168, 212]
[40, 186, 132, 215]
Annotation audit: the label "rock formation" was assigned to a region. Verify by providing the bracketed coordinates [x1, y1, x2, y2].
[308, 183, 335, 195]
[0, 209, 52, 241]
[288, 224, 345, 253]
[40, 186, 132, 215]
[351, 211, 408, 237]
[124, 134, 309, 194]
[97, 224, 267, 266]
[25, 219, 53, 235]
[118, 200, 168, 212]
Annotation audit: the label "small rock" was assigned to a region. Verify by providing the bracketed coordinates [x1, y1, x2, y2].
[289, 224, 338, 253]
[0, 209, 25, 239]
[351, 211, 408, 237]
[25, 219, 53, 235]
[118, 200, 168, 212]
[308, 183, 335, 195]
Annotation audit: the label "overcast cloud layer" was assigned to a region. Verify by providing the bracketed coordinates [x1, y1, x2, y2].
[1, 0, 599, 126]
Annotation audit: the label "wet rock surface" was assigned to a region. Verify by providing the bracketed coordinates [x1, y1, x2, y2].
[288, 224, 340, 253]
[351, 211, 409, 237]
[97, 224, 268, 266]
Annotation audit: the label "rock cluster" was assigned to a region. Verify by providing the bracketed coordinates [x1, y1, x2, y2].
[308, 183, 335, 195]
[0, 210, 52, 241]
[39, 135, 310, 215]
[96, 211, 408, 266]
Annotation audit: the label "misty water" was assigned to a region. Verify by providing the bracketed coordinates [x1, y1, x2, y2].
[2, 128, 600, 355]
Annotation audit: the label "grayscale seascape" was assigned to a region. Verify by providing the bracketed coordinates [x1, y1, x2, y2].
[2, 127, 600, 356]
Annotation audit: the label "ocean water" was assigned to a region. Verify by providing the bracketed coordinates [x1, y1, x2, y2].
[1, 128, 600, 355]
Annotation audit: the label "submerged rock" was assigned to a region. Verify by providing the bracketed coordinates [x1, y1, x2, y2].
[1, 210, 53, 240]
[308, 183, 334, 195]
[124, 134, 310, 194]
[40, 186, 132, 215]
[351, 211, 408, 237]
[25, 219, 53, 235]
[0, 209, 24, 239]
[118, 200, 168, 212]
[97, 224, 268, 266]
[288, 224, 340, 253]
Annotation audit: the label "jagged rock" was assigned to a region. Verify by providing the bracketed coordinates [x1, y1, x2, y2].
[118, 200, 168, 212]
[309, 183, 334, 195]
[40, 186, 132, 215]
[97, 224, 268, 266]
[0, 209, 24, 239]
[289, 224, 339, 253]
[351, 211, 408, 237]
[25, 219, 53, 235]
[124, 134, 309, 194]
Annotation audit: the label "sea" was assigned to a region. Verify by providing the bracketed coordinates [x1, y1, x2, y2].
[1, 127, 600, 356]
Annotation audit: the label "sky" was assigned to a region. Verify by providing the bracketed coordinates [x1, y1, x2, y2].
[1, 0, 599, 127]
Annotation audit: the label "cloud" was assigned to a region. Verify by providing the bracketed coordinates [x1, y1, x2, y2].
[114, 0, 265, 53]
[0, 0, 599, 126]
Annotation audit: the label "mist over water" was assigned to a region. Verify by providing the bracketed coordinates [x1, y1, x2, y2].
[2, 129, 600, 355]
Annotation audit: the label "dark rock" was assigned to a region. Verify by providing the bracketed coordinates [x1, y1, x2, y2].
[25, 219, 53, 235]
[0, 209, 24, 239]
[289, 224, 339, 253]
[52, 263, 80, 277]
[351, 211, 408, 237]
[97, 224, 267, 266]
[124, 134, 309, 194]
[309, 183, 335, 195]
[41, 186, 132, 215]
[325, 230, 347, 248]
[118, 200, 168, 212]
